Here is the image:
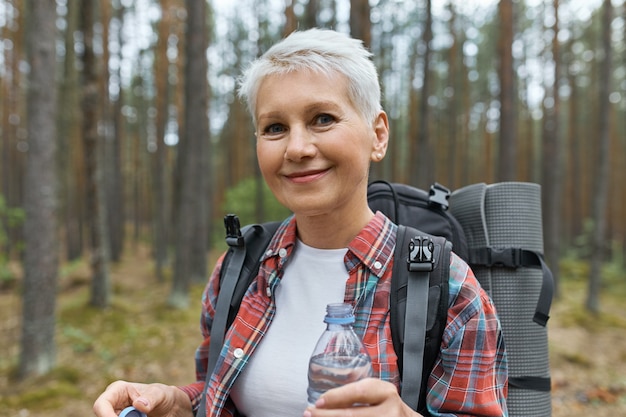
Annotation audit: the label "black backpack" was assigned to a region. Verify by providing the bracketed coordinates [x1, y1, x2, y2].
[200, 181, 553, 417]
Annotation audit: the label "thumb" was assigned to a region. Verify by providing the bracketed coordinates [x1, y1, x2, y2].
[132, 396, 151, 413]
[125, 383, 151, 414]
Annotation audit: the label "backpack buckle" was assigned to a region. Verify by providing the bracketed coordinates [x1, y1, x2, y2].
[224, 214, 244, 247]
[488, 247, 523, 268]
[428, 183, 451, 210]
[407, 236, 435, 272]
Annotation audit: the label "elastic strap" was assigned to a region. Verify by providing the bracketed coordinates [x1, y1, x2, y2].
[509, 376, 552, 392]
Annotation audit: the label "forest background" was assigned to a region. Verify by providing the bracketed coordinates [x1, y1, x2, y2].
[1, 0, 625, 416]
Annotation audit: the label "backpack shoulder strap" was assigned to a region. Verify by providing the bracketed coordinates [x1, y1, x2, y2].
[199, 216, 280, 417]
[390, 225, 451, 413]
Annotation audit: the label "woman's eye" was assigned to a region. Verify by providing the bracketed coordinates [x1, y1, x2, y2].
[315, 114, 335, 125]
[264, 124, 285, 135]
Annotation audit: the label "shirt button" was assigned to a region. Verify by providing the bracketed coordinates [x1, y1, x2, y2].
[265, 249, 272, 256]
[233, 348, 244, 359]
[278, 248, 287, 258]
[374, 261, 382, 270]
[266, 287, 272, 297]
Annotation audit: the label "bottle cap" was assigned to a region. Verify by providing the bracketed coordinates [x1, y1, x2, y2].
[119, 406, 147, 417]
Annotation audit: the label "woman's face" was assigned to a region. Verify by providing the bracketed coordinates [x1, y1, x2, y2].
[254, 70, 388, 219]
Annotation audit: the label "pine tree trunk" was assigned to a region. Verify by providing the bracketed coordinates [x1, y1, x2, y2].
[58, 0, 83, 262]
[350, 0, 371, 49]
[19, 0, 59, 380]
[542, 0, 562, 297]
[170, 0, 210, 307]
[414, 0, 434, 189]
[497, 0, 517, 181]
[586, 0, 613, 313]
[153, 1, 173, 282]
[80, 0, 111, 308]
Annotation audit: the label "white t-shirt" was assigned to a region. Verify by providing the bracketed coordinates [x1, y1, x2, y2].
[230, 239, 349, 417]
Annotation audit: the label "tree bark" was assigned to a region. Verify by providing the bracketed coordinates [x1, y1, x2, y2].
[304, 0, 318, 29]
[542, 0, 562, 297]
[586, 0, 613, 313]
[284, 0, 297, 37]
[80, 0, 111, 308]
[413, 0, 434, 189]
[170, 0, 210, 307]
[350, 0, 371, 49]
[103, 1, 125, 263]
[58, 0, 83, 262]
[153, 0, 174, 282]
[497, 0, 517, 181]
[19, 0, 59, 379]
[446, 1, 459, 188]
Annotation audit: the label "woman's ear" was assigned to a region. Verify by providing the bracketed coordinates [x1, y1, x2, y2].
[371, 111, 389, 161]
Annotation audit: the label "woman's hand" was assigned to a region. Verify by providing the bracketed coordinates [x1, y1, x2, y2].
[303, 378, 423, 417]
[93, 380, 194, 417]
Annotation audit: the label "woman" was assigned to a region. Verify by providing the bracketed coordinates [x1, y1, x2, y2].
[94, 28, 508, 417]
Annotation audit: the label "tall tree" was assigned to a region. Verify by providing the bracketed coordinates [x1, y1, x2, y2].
[413, 0, 434, 189]
[542, 0, 563, 296]
[586, 0, 613, 313]
[445, 1, 463, 189]
[284, 0, 297, 36]
[170, 0, 210, 308]
[564, 35, 582, 248]
[19, 0, 59, 379]
[220, 22, 256, 192]
[350, 0, 371, 49]
[304, 0, 319, 29]
[80, 0, 112, 308]
[497, 0, 517, 181]
[103, 1, 125, 263]
[57, 0, 83, 262]
[153, 0, 175, 282]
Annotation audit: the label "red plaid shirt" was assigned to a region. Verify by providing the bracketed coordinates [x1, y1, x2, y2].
[179, 212, 508, 416]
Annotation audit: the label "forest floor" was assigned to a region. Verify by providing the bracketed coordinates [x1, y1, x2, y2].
[1, 245, 626, 417]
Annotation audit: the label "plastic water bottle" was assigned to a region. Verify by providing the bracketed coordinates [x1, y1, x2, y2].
[307, 302, 373, 405]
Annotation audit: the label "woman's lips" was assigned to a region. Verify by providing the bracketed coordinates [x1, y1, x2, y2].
[285, 169, 329, 183]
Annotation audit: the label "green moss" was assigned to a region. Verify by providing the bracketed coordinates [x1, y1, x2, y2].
[1, 382, 81, 409]
[558, 305, 626, 331]
[559, 351, 593, 368]
[0, 366, 83, 410]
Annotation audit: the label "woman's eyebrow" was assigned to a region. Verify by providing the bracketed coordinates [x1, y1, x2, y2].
[303, 101, 342, 114]
[257, 101, 342, 121]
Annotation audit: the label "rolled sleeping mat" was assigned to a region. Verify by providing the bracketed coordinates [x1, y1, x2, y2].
[450, 182, 553, 417]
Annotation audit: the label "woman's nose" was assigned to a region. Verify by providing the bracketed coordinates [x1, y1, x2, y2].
[284, 125, 316, 161]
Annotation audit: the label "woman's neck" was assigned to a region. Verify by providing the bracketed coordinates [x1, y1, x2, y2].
[294, 206, 375, 249]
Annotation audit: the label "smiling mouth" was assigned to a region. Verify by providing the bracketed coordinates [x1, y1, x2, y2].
[285, 169, 329, 183]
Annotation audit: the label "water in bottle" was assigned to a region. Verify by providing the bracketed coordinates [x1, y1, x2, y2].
[307, 303, 373, 405]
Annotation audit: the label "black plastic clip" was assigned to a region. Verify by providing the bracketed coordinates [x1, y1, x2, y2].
[428, 183, 451, 210]
[407, 236, 435, 272]
[224, 214, 244, 247]
[487, 247, 523, 268]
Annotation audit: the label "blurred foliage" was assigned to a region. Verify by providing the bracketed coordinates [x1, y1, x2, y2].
[212, 176, 292, 247]
[0, 194, 24, 287]
[558, 254, 626, 330]
[222, 176, 291, 224]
